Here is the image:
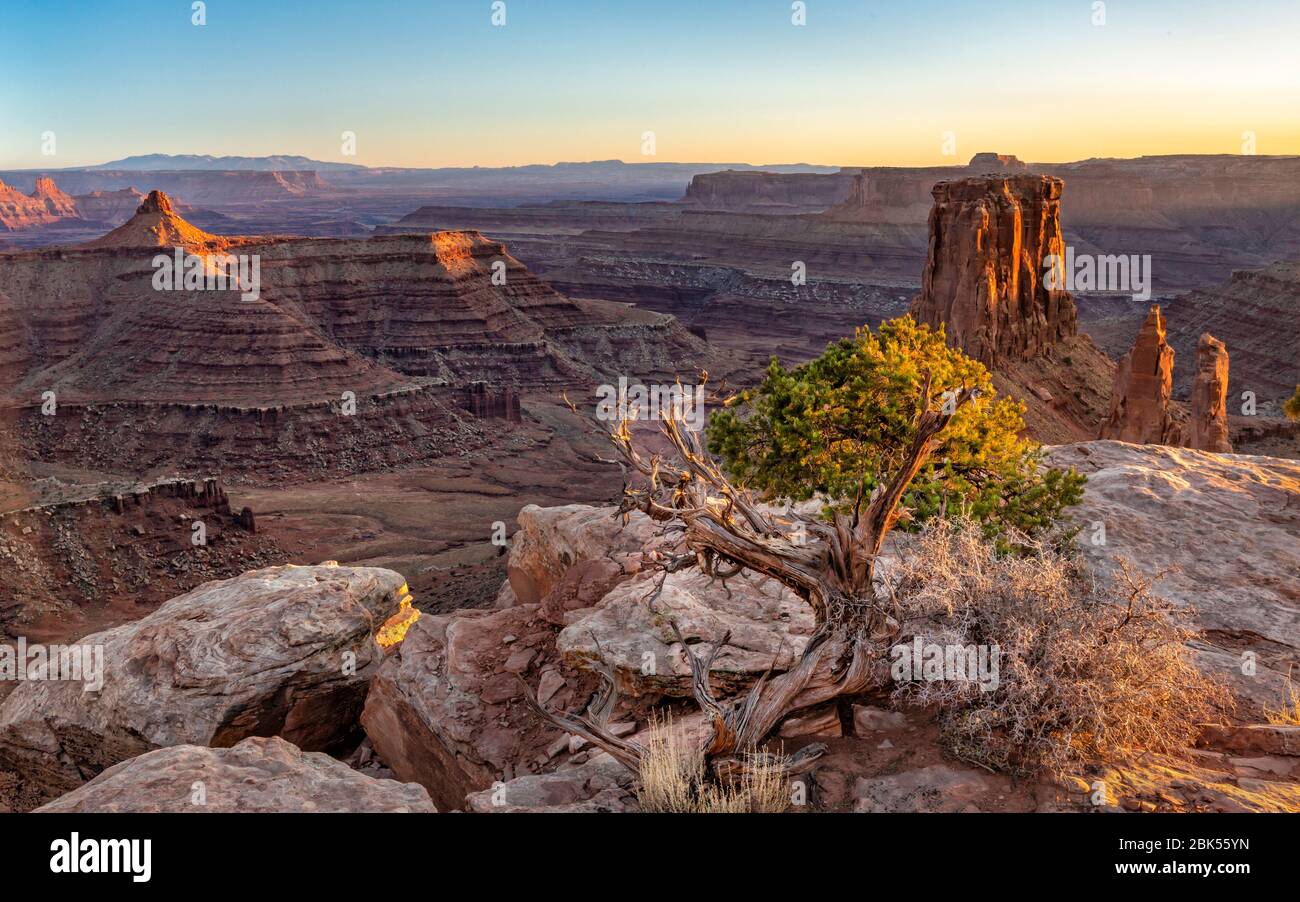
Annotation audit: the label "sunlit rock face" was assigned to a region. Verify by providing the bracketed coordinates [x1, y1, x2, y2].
[1045, 440, 1300, 717]
[1099, 305, 1178, 445]
[1188, 332, 1233, 452]
[0, 177, 76, 231]
[910, 175, 1077, 368]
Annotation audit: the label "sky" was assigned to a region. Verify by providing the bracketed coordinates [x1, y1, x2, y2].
[3, 0, 1299, 169]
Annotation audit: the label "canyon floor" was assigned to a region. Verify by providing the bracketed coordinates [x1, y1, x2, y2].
[236, 398, 623, 615]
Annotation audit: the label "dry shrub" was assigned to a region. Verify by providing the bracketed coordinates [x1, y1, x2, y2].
[888, 519, 1232, 776]
[636, 712, 789, 813]
[1265, 672, 1300, 726]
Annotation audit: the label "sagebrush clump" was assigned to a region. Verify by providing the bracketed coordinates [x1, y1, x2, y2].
[887, 519, 1232, 775]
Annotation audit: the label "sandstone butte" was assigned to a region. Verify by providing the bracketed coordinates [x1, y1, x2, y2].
[910, 174, 1077, 368]
[1099, 305, 1179, 445]
[905, 174, 1114, 443]
[0, 177, 74, 230]
[1188, 331, 1233, 453]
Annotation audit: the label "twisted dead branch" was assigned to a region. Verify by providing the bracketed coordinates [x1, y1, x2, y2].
[527, 373, 977, 783]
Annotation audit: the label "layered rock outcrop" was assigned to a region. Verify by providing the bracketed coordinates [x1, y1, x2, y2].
[1188, 332, 1233, 452]
[0, 194, 709, 404]
[0, 178, 72, 231]
[0, 562, 407, 811]
[1099, 306, 1178, 444]
[0, 477, 280, 639]
[910, 175, 1077, 367]
[35, 736, 435, 813]
[1045, 441, 1300, 716]
[361, 502, 815, 809]
[0, 193, 713, 482]
[29, 177, 77, 218]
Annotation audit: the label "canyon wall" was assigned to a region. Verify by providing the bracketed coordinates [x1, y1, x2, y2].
[0, 192, 718, 483]
[1164, 262, 1300, 404]
[683, 169, 862, 212]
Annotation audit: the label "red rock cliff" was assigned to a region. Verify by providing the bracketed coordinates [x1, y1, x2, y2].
[910, 175, 1077, 367]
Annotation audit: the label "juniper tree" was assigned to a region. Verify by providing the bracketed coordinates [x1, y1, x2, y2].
[707, 315, 1084, 538]
[524, 318, 1084, 785]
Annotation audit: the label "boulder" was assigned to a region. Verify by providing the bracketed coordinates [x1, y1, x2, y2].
[556, 567, 814, 697]
[360, 605, 594, 811]
[0, 563, 407, 811]
[35, 736, 435, 813]
[463, 752, 636, 813]
[507, 503, 662, 606]
[1188, 332, 1233, 452]
[1099, 306, 1178, 445]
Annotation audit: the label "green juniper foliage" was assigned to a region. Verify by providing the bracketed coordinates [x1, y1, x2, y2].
[706, 316, 1084, 537]
[1285, 385, 1300, 422]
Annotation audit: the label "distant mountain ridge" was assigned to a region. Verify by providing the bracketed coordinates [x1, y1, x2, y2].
[84, 155, 837, 175]
[93, 154, 366, 172]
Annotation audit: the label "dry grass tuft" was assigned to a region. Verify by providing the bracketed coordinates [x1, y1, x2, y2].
[1265, 673, 1300, 726]
[636, 712, 789, 813]
[888, 518, 1232, 776]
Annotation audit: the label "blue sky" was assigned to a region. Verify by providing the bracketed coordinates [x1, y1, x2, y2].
[3, 0, 1298, 168]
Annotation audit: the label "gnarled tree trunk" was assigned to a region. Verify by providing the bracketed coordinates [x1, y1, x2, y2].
[523, 379, 976, 781]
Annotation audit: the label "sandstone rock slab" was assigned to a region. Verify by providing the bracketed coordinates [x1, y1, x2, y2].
[506, 503, 662, 606]
[360, 604, 593, 811]
[463, 752, 636, 813]
[35, 736, 435, 813]
[1046, 441, 1300, 715]
[556, 567, 814, 697]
